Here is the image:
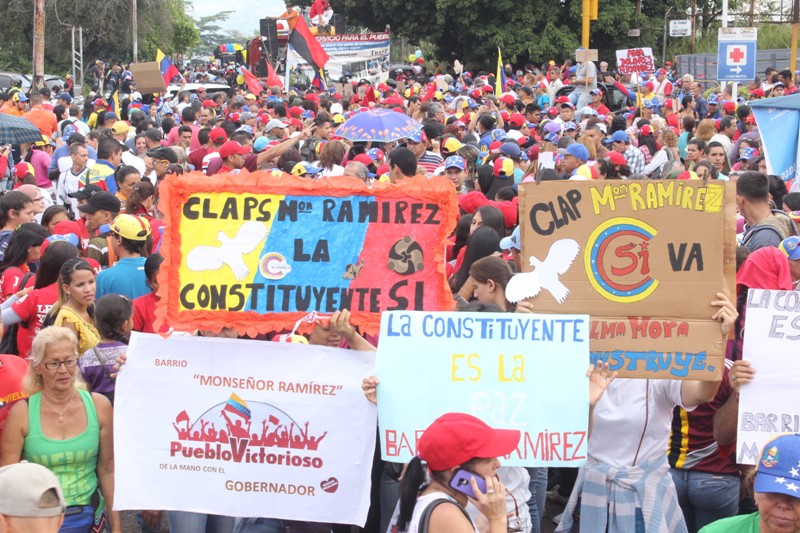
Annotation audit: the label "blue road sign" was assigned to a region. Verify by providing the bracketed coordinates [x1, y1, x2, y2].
[717, 40, 757, 82]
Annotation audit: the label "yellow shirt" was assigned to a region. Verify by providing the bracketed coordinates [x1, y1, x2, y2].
[54, 306, 101, 354]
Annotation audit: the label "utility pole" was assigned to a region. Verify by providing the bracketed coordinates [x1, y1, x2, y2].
[792, 0, 799, 83]
[32, 0, 45, 91]
[132, 0, 138, 62]
[662, 7, 673, 67]
[690, 0, 697, 54]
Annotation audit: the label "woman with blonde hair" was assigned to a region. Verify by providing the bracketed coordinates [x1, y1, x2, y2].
[695, 119, 716, 143]
[644, 128, 681, 177]
[0, 326, 120, 533]
[580, 136, 597, 162]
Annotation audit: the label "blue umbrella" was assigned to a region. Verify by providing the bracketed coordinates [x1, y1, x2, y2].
[335, 108, 421, 143]
[0, 113, 43, 145]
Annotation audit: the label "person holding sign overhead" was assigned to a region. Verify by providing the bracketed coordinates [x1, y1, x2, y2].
[699, 433, 800, 533]
[555, 293, 738, 533]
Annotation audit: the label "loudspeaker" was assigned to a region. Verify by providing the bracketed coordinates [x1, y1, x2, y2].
[331, 14, 345, 34]
[259, 18, 280, 62]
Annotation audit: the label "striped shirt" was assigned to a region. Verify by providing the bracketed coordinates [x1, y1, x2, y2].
[556, 454, 687, 533]
[418, 151, 443, 176]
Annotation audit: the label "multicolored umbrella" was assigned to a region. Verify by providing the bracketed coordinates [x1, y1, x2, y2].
[335, 108, 421, 143]
[0, 114, 43, 145]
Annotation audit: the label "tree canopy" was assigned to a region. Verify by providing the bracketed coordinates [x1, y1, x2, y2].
[0, 0, 198, 73]
[339, 0, 740, 70]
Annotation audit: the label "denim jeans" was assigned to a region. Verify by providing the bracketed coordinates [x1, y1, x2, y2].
[568, 90, 588, 110]
[670, 469, 740, 533]
[525, 467, 548, 533]
[167, 511, 236, 533]
[233, 518, 283, 533]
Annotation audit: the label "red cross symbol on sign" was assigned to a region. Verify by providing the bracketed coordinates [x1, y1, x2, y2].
[729, 47, 745, 64]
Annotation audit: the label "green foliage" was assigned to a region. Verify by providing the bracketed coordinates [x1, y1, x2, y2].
[0, 0, 199, 74]
[341, 0, 775, 71]
[667, 23, 794, 57]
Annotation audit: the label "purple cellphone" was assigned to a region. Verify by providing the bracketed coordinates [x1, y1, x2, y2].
[449, 469, 487, 498]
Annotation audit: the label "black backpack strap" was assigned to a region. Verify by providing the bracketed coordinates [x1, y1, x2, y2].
[419, 498, 473, 533]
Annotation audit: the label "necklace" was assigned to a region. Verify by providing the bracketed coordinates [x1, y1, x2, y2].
[42, 392, 76, 423]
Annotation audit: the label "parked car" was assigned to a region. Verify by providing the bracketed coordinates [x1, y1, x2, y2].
[555, 82, 636, 114]
[388, 64, 418, 81]
[0, 72, 29, 92]
[164, 82, 231, 99]
[21, 74, 69, 94]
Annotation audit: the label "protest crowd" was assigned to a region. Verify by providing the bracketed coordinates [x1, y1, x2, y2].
[1, 11, 800, 532]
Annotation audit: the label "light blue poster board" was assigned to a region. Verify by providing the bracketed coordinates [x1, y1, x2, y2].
[750, 94, 800, 187]
[376, 311, 590, 467]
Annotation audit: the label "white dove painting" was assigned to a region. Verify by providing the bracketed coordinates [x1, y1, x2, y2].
[186, 221, 269, 281]
[505, 238, 581, 304]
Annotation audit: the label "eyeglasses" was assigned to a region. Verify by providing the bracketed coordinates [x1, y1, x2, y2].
[43, 358, 78, 370]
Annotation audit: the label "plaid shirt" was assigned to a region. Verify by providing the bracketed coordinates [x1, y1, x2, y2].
[556, 454, 687, 533]
[625, 145, 646, 175]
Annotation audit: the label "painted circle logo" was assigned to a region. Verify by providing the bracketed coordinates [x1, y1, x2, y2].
[259, 253, 292, 280]
[584, 217, 659, 303]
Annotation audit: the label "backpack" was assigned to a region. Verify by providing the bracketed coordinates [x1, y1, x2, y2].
[300, 138, 322, 163]
[0, 271, 35, 355]
[649, 147, 677, 180]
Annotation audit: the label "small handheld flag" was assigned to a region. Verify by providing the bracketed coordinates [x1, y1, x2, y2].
[156, 49, 181, 89]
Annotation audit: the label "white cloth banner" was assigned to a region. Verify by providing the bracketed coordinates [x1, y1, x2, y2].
[114, 333, 377, 525]
[737, 289, 800, 465]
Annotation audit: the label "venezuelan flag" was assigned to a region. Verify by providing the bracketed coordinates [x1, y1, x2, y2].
[109, 90, 121, 118]
[156, 49, 180, 89]
[223, 392, 251, 421]
[496, 47, 507, 97]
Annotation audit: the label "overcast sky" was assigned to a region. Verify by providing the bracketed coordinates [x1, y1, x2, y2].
[189, 0, 286, 36]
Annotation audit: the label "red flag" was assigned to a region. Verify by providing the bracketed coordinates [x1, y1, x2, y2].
[265, 57, 282, 89]
[175, 410, 190, 423]
[268, 415, 280, 425]
[421, 82, 437, 102]
[240, 67, 264, 95]
[288, 16, 330, 70]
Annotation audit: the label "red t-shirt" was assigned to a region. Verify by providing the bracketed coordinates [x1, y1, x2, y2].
[11, 284, 59, 358]
[0, 266, 29, 303]
[133, 292, 169, 334]
[188, 146, 209, 171]
[0, 353, 28, 439]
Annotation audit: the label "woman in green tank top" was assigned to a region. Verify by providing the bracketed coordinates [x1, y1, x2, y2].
[0, 326, 120, 533]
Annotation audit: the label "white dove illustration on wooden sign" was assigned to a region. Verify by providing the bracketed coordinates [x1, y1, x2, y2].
[506, 238, 581, 304]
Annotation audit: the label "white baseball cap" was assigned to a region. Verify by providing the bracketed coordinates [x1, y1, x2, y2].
[0, 462, 66, 517]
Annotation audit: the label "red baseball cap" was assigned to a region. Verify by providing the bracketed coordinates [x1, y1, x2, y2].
[499, 94, 516, 106]
[723, 101, 736, 113]
[745, 114, 756, 124]
[749, 88, 766, 98]
[352, 154, 373, 167]
[481, 85, 494, 93]
[608, 151, 627, 166]
[417, 413, 520, 471]
[219, 141, 251, 159]
[202, 99, 217, 108]
[209, 127, 228, 144]
[508, 113, 525, 128]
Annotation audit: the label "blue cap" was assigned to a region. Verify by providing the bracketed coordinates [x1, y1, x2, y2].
[563, 121, 578, 131]
[57, 93, 72, 103]
[103, 111, 118, 121]
[558, 143, 590, 163]
[708, 94, 719, 105]
[444, 155, 466, 170]
[780, 236, 800, 260]
[253, 137, 270, 153]
[498, 142, 522, 160]
[467, 98, 478, 109]
[291, 161, 323, 177]
[604, 130, 630, 145]
[406, 128, 427, 143]
[754, 433, 800, 497]
[491, 128, 507, 141]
